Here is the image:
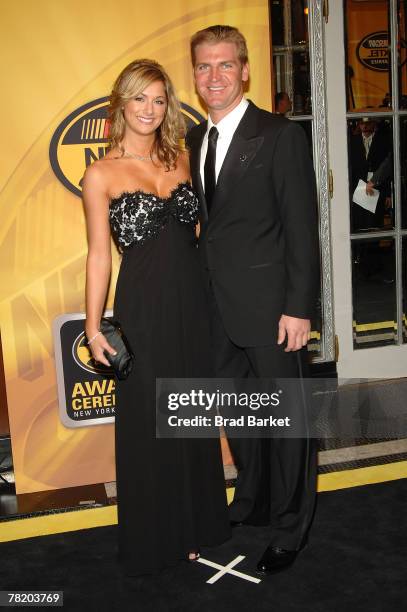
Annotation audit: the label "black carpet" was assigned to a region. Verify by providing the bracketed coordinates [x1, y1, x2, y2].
[1, 479, 406, 612]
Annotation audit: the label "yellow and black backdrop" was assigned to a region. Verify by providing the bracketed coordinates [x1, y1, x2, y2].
[0, 0, 271, 494]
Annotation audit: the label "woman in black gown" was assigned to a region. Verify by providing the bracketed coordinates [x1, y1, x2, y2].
[83, 59, 230, 575]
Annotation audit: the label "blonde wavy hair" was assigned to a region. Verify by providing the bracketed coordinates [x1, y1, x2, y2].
[108, 59, 185, 171]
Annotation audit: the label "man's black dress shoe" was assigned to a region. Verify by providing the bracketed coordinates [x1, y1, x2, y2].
[256, 546, 298, 574]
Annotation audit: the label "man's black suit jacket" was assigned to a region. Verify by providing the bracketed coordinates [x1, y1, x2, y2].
[186, 101, 319, 348]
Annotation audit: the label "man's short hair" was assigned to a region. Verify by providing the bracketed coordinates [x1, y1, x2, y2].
[190, 25, 249, 66]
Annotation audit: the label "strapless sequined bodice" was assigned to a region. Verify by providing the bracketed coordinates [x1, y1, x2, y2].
[109, 182, 198, 250]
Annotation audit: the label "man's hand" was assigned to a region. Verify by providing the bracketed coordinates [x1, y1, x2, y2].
[366, 180, 375, 195]
[277, 315, 311, 352]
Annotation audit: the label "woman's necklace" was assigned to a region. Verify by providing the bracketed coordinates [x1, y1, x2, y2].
[122, 148, 153, 162]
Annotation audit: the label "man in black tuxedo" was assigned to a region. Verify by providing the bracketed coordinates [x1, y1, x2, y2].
[349, 117, 392, 232]
[186, 25, 319, 574]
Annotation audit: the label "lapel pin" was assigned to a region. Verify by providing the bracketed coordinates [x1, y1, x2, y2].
[239, 154, 247, 162]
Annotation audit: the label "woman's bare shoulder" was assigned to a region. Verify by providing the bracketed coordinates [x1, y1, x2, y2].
[82, 151, 123, 188]
[82, 160, 107, 189]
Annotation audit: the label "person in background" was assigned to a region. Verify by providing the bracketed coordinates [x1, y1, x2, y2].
[274, 91, 292, 115]
[349, 117, 392, 231]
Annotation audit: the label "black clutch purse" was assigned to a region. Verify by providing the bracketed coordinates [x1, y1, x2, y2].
[99, 318, 134, 380]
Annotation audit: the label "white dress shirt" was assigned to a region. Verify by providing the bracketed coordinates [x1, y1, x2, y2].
[200, 97, 249, 190]
[362, 132, 374, 158]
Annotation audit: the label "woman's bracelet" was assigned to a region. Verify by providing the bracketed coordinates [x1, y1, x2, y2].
[87, 330, 102, 345]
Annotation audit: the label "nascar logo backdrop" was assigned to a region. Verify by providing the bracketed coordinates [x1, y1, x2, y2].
[0, 0, 271, 494]
[346, 0, 407, 109]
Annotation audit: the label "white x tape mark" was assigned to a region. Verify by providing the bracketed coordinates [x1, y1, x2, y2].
[197, 555, 261, 584]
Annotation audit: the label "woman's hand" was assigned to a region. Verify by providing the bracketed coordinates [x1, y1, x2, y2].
[88, 333, 117, 367]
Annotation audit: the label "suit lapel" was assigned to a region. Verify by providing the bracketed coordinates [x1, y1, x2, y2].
[210, 102, 263, 222]
[188, 122, 208, 221]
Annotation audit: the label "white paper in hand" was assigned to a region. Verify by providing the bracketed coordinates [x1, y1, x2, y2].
[352, 179, 379, 213]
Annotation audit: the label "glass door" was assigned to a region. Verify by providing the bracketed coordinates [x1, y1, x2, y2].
[270, 0, 335, 364]
[326, 0, 407, 377]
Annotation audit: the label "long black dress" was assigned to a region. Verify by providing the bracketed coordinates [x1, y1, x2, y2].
[109, 182, 230, 575]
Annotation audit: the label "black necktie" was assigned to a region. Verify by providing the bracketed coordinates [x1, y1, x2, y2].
[204, 126, 219, 213]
